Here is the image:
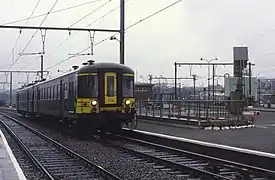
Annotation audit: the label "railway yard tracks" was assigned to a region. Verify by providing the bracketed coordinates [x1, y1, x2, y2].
[104, 134, 275, 180]
[0, 109, 275, 180]
[0, 114, 120, 180]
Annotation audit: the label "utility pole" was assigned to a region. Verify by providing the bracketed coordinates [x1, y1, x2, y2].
[212, 64, 215, 100]
[120, 0, 125, 64]
[248, 62, 252, 105]
[258, 78, 261, 107]
[19, 52, 45, 80]
[0, 24, 122, 65]
[9, 72, 12, 108]
[41, 30, 46, 79]
[40, 55, 44, 79]
[0, 70, 49, 108]
[200, 58, 218, 101]
[192, 74, 197, 98]
[174, 62, 177, 99]
[150, 72, 194, 100]
[148, 75, 153, 84]
[174, 61, 233, 100]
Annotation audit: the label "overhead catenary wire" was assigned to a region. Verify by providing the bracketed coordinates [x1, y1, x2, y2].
[8, 0, 60, 70]
[49, 0, 131, 57]
[69, 0, 111, 27]
[1, 0, 105, 26]
[71, 0, 185, 57]
[2, 0, 42, 84]
[8, 0, 41, 63]
[46, 0, 185, 70]
[21, 0, 114, 69]
[87, 0, 132, 26]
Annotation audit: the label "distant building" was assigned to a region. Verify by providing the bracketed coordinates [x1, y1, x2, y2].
[134, 83, 154, 101]
[258, 78, 275, 94]
[224, 76, 258, 100]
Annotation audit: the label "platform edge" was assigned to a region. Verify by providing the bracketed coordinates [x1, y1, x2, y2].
[0, 129, 27, 180]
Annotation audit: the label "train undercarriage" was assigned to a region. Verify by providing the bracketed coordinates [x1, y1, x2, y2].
[17, 110, 137, 134]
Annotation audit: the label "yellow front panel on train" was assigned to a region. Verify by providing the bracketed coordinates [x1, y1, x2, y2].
[104, 72, 117, 105]
[75, 98, 92, 114]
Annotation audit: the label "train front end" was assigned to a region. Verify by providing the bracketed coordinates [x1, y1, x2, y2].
[75, 61, 136, 131]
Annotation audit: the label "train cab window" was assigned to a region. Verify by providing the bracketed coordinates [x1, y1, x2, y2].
[77, 75, 98, 97]
[107, 76, 115, 96]
[123, 75, 134, 97]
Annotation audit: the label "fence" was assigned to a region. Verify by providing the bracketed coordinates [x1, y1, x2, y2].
[136, 100, 245, 121]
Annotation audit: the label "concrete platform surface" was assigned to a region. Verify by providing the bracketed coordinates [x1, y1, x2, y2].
[136, 111, 275, 154]
[0, 130, 26, 180]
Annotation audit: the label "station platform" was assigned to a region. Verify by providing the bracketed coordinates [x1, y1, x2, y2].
[136, 111, 275, 154]
[0, 130, 26, 180]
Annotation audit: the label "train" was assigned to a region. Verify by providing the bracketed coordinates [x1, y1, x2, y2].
[16, 60, 136, 132]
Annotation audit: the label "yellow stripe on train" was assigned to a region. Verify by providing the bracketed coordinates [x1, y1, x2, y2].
[75, 98, 98, 114]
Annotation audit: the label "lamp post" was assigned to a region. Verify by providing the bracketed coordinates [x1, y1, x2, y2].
[110, 35, 120, 42]
[256, 73, 261, 107]
[200, 57, 218, 101]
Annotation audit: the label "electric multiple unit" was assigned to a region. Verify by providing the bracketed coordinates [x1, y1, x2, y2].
[16, 60, 136, 132]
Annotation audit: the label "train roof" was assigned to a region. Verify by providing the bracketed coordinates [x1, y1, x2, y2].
[16, 62, 135, 93]
[16, 70, 77, 93]
[78, 62, 134, 74]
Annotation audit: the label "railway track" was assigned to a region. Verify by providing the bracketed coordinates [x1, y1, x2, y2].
[2, 108, 275, 179]
[0, 114, 121, 180]
[106, 133, 275, 180]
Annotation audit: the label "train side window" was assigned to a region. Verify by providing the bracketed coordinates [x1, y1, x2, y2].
[47, 87, 49, 100]
[41, 89, 43, 100]
[43, 88, 46, 100]
[51, 86, 53, 99]
[53, 85, 56, 100]
[72, 81, 74, 97]
[43, 89, 45, 100]
[45, 88, 47, 100]
[123, 75, 134, 97]
[69, 81, 74, 98]
[48, 87, 50, 100]
[47, 87, 50, 100]
[57, 85, 60, 99]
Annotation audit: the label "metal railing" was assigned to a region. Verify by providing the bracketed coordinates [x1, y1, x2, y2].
[136, 100, 245, 121]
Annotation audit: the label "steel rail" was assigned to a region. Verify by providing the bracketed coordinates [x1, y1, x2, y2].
[0, 113, 121, 180]
[0, 119, 54, 180]
[109, 132, 275, 180]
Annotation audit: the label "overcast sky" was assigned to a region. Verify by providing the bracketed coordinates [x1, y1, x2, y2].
[1, 0, 275, 88]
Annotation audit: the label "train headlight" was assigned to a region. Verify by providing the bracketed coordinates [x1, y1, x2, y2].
[91, 100, 97, 106]
[125, 100, 131, 105]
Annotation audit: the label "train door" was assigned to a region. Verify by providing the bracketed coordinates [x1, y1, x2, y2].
[59, 80, 64, 120]
[27, 90, 29, 112]
[104, 72, 117, 105]
[68, 77, 75, 112]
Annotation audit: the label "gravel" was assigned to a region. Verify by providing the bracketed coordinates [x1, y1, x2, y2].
[1, 111, 184, 180]
[0, 123, 48, 180]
